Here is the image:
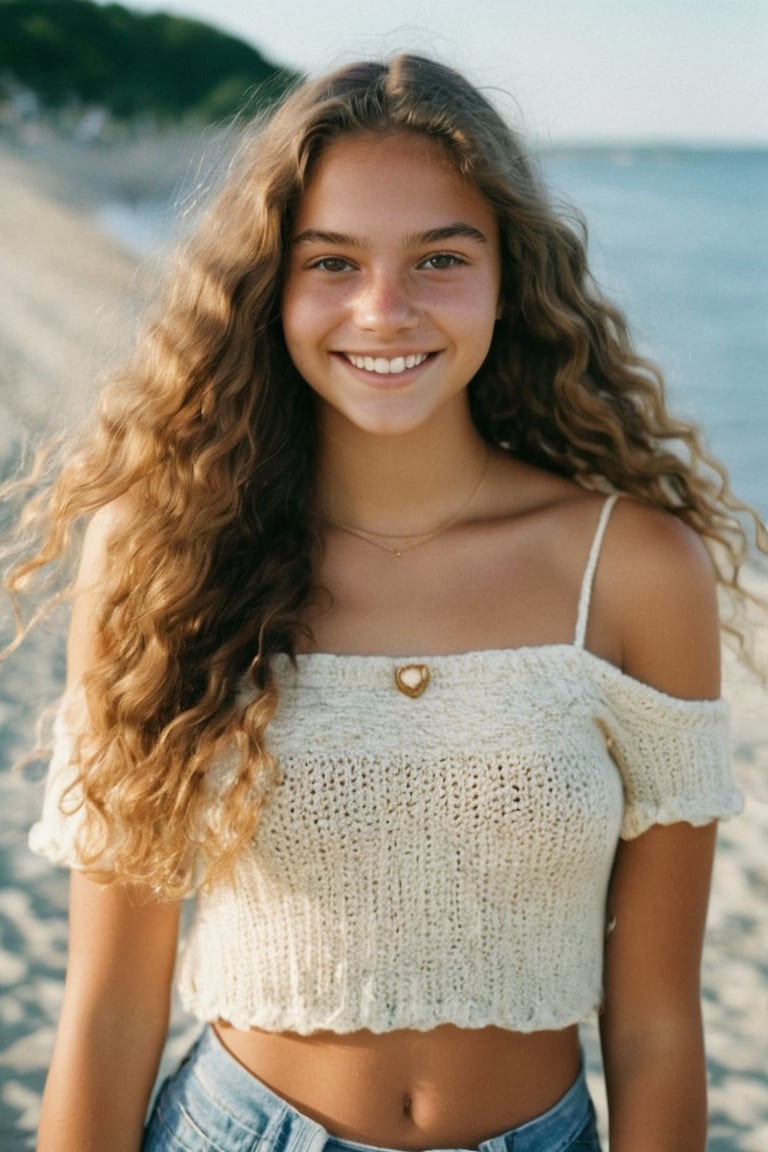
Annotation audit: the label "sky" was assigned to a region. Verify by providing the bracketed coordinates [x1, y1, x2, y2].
[121, 0, 768, 143]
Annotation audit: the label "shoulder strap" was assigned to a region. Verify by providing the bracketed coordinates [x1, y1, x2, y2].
[574, 494, 621, 649]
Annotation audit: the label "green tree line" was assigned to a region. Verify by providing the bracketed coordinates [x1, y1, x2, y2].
[0, 0, 298, 121]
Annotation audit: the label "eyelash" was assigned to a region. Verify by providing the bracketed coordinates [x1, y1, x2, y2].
[309, 253, 466, 273]
[311, 257, 354, 273]
[419, 253, 465, 270]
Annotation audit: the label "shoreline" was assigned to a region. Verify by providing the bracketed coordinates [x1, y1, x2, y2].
[0, 143, 142, 444]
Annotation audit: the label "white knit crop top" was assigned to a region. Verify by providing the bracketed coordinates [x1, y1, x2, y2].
[30, 495, 741, 1035]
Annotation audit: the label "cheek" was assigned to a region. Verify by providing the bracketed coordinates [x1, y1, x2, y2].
[280, 300, 332, 388]
[281, 293, 315, 367]
[454, 296, 501, 347]
[281, 283, 303, 335]
[282, 284, 337, 347]
[282, 328, 313, 378]
[432, 273, 501, 331]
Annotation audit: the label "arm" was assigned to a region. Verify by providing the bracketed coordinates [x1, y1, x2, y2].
[598, 503, 723, 1151]
[37, 874, 181, 1152]
[37, 503, 181, 1151]
[600, 823, 716, 1151]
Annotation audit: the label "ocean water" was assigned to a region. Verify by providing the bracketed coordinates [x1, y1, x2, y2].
[541, 148, 768, 523]
[102, 147, 767, 522]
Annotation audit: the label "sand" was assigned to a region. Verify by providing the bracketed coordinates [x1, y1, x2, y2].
[0, 136, 766, 1151]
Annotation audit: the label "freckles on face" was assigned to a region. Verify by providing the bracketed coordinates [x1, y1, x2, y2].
[280, 131, 503, 438]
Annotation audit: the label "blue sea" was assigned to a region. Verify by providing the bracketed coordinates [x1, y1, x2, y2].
[541, 147, 767, 524]
[101, 147, 768, 522]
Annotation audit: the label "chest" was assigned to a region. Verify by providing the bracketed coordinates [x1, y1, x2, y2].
[306, 519, 601, 659]
[255, 650, 625, 887]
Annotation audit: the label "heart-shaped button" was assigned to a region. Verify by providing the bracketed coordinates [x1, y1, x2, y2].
[394, 663, 430, 698]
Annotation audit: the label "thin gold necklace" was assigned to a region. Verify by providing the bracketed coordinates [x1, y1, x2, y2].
[327, 447, 491, 558]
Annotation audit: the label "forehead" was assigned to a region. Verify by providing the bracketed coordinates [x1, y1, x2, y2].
[293, 131, 498, 238]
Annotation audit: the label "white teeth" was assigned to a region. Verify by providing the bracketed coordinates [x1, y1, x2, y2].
[347, 353, 428, 374]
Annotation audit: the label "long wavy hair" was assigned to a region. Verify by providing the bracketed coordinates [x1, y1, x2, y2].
[4, 54, 766, 895]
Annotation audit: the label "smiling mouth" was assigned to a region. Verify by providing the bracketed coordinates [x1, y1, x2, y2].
[344, 353, 430, 375]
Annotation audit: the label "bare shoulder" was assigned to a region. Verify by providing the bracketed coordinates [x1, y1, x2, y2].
[76, 491, 137, 589]
[603, 497, 717, 606]
[598, 498, 721, 700]
[69, 493, 138, 688]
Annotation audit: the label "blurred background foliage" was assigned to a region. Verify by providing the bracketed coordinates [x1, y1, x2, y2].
[0, 0, 298, 122]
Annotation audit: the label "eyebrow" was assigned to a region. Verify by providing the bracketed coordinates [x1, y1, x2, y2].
[291, 223, 489, 247]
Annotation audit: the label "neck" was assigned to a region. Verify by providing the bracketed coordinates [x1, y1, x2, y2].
[316, 407, 490, 536]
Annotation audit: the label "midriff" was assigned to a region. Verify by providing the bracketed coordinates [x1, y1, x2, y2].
[213, 1020, 581, 1150]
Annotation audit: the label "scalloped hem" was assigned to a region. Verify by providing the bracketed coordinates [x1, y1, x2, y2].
[620, 790, 743, 840]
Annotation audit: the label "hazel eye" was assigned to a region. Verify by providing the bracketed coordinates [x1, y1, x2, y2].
[312, 257, 354, 273]
[419, 253, 465, 270]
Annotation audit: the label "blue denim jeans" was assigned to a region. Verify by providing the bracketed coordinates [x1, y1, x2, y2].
[143, 1027, 601, 1152]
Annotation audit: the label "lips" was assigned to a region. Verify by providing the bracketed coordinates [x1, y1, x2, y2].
[344, 352, 430, 375]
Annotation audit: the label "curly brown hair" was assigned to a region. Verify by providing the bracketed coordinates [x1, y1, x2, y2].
[4, 54, 765, 896]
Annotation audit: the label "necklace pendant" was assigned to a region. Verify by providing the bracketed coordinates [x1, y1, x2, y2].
[394, 663, 430, 698]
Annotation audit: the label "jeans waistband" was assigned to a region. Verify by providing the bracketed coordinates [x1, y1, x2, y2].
[188, 1026, 593, 1152]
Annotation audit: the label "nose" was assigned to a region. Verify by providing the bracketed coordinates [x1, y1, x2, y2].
[352, 269, 419, 335]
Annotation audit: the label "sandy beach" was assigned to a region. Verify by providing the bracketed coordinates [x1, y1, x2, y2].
[0, 135, 766, 1150]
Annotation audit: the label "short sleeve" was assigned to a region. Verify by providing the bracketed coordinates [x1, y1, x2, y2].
[602, 676, 742, 839]
[28, 698, 114, 871]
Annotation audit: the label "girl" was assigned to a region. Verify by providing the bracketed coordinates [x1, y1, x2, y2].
[8, 54, 761, 1152]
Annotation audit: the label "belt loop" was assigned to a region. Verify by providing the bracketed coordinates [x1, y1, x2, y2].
[480, 1130, 516, 1152]
[281, 1114, 330, 1152]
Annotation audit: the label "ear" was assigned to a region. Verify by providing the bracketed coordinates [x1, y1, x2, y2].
[495, 297, 505, 321]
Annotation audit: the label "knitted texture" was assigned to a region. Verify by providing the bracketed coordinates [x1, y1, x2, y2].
[30, 643, 737, 1035]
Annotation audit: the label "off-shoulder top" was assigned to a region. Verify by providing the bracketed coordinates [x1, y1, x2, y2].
[29, 495, 741, 1034]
